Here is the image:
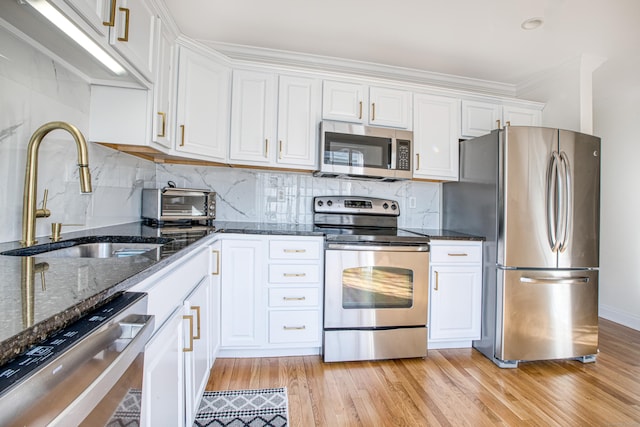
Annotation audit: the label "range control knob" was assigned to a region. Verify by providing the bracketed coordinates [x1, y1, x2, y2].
[391, 204, 397, 211]
[317, 200, 324, 207]
[383, 203, 389, 209]
[327, 200, 333, 207]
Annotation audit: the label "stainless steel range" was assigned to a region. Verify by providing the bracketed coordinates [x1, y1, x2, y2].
[314, 196, 429, 362]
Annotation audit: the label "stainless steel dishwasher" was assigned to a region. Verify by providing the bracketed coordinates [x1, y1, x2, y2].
[0, 292, 154, 426]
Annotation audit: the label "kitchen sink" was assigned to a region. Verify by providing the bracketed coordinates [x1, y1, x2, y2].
[0, 236, 173, 258]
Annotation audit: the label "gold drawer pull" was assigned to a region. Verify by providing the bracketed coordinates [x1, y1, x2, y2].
[283, 296, 306, 301]
[434, 270, 439, 291]
[283, 249, 306, 253]
[448, 253, 469, 257]
[183, 315, 194, 352]
[211, 249, 220, 275]
[283, 273, 306, 278]
[191, 306, 201, 340]
[157, 112, 166, 137]
[283, 325, 306, 331]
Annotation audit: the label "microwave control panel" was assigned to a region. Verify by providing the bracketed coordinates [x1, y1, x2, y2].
[397, 140, 411, 171]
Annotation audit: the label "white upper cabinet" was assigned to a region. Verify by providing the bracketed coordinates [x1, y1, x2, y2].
[174, 45, 231, 162]
[461, 99, 542, 138]
[107, 0, 157, 79]
[151, 20, 175, 149]
[413, 93, 461, 181]
[229, 70, 320, 170]
[322, 80, 411, 129]
[61, 0, 111, 37]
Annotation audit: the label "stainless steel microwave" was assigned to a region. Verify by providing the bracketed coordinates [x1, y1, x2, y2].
[315, 120, 413, 181]
[141, 184, 216, 225]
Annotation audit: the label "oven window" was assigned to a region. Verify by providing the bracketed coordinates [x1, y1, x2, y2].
[161, 195, 205, 216]
[342, 266, 414, 309]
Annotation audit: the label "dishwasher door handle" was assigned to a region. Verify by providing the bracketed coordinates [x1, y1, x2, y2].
[326, 243, 430, 252]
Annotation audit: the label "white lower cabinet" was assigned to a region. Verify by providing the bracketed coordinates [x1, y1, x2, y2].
[132, 246, 214, 427]
[428, 240, 482, 349]
[219, 235, 323, 357]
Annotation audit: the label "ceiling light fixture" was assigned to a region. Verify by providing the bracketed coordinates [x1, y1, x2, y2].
[22, 0, 127, 75]
[521, 17, 544, 30]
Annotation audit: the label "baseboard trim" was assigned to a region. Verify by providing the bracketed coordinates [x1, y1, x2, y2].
[599, 304, 640, 331]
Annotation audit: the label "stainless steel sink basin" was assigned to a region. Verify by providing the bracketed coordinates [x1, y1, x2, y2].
[43, 242, 162, 258]
[0, 236, 173, 258]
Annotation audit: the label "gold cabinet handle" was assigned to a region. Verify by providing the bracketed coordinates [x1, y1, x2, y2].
[283, 273, 306, 278]
[192, 306, 201, 340]
[279, 140, 283, 159]
[157, 112, 166, 138]
[448, 253, 469, 257]
[358, 101, 363, 120]
[103, 0, 116, 26]
[179, 125, 185, 146]
[416, 153, 420, 171]
[183, 314, 194, 352]
[371, 102, 376, 121]
[496, 119, 502, 130]
[283, 296, 306, 301]
[506, 121, 511, 127]
[283, 325, 306, 331]
[211, 249, 220, 275]
[264, 139, 269, 157]
[117, 7, 130, 42]
[283, 249, 306, 253]
[434, 270, 439, 291]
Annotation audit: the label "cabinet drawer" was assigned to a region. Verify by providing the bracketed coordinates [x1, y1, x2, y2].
[268, 264, 320, 283]
[269, 288, 319, 307]
[430, 244, 482, 263]
[269, 310, 320, 343]
[269, 240, 321, 260]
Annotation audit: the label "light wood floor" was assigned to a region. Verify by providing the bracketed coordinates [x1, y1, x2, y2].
[205, 318, 640, 426]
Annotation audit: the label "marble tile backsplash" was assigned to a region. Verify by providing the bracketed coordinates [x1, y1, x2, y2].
[0, 26, 440, 244]
[156, 164, 441, 228]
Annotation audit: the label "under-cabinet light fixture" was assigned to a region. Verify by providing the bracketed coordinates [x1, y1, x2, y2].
[23, 0, 127, 75]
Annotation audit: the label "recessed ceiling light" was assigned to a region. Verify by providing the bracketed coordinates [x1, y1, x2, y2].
[521, 17, 544, 30]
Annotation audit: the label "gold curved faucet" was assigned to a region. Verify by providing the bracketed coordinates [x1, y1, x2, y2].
[21, 121, 92, 247]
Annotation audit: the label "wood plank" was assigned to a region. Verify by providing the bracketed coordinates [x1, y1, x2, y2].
[205, 319, 640, 425]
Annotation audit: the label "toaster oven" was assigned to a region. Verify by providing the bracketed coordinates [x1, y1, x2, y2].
[141, 184, 216, 225]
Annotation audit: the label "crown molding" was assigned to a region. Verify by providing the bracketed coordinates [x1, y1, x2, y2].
[200, 41, 518, 98]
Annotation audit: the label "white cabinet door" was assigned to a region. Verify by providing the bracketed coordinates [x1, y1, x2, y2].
[413, 93, 461, 181]
[322, 80, 411, 128]
[183, 276, 211, 426]
[61, 0, 110, 37]
[461, 100, 502, 138]
[229, 70, 277, 165]
[503, 105, 542, 127]
[151, 20, 175, 149]
[175, 45, 231, 161]
[369, 86, 411, 129]
[108, 0, 156, 79]
[220, 238, 265, 347]
[429, 266, 482, 341]
[140, 307, 185, 427]
[209, 240, 222, 360]
[322, 80, 367, 123]
[276, 75, 320, 168]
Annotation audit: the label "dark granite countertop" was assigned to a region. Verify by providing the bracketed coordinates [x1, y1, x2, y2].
[0, 220, 480, 365]
[402, 228, 484, 241]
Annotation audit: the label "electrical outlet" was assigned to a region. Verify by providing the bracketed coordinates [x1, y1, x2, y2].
[409, 197, 417, 209]
[277, 188, 285, 202]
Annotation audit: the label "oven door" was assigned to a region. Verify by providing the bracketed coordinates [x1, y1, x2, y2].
[324, 244, 429, 329]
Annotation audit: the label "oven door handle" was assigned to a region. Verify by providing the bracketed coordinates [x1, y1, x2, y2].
[326, 243, 430, 252]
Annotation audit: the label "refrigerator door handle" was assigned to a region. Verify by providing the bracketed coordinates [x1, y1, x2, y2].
[547, 152, 562, 252]
[520, 276, 590, 285]
[559, 151, 572, 253]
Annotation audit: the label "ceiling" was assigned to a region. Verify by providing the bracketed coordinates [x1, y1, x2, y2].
[162, 0, 640, 88]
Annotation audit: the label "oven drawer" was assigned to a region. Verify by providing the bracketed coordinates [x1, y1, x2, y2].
[269, 310, 320, 343]
[268, 264, 320, 283]
[430, 243, 482, 263]
[269, 239, 321, 260]
[269, 288, 319, 307]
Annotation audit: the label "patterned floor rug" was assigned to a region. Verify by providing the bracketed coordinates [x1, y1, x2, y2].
[107, 387, 288, 427]
[193, 387, 288, 427]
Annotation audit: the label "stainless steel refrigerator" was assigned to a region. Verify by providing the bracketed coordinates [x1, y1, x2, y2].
[443, 126, 600, 368]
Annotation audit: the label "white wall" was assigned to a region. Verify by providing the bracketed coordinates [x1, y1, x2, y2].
[593, 61, 640, 330]
[0, 27, 156, 244]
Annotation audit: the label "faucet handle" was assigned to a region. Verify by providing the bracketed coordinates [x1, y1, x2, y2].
[36, 189, 51, 218]
[51, 222, 62, 242]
